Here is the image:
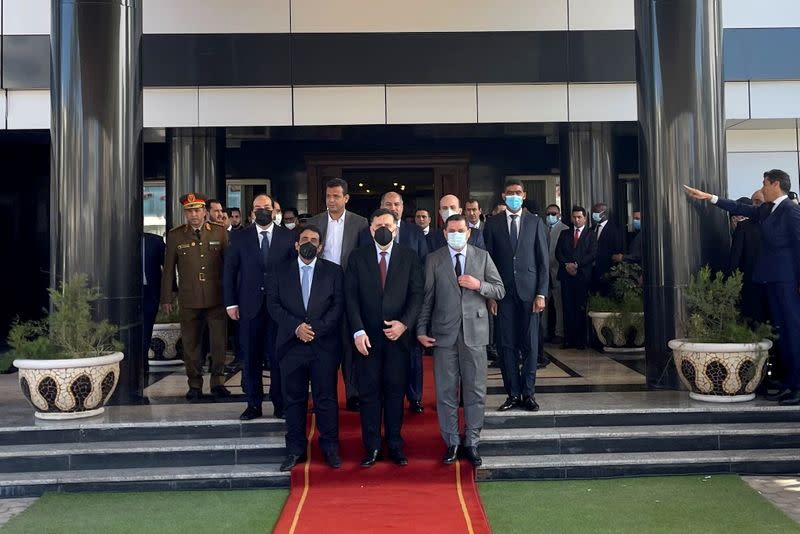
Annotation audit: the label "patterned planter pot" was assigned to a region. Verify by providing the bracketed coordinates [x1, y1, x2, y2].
[588, 312, 645, 353]
[13, 352, 124, 420]
[149, 323, 183, 366]
[668, 339, 772, 403]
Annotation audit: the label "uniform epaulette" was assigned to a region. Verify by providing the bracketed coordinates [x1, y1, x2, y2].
[208, 221, 224, 227]
[169, 224, 188, 233]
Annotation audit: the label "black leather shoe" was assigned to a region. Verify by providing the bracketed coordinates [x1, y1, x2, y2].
[521, 396, 540, 412]
[360, 449, 381, 468]
[497, 396, 520, 412]
[239, 406, 262, 420]
[766, 388, 793, 401]
[388, 448, 408, 466]
[463, 446, 482, 467]
[442, 446, 459, 465]
[323, 450, 342, 469]
[346, 397, 360, 412]
[409, 400, 424, 414]
[779, 390, 800, 406]
[185, 388, 202, 402]
[211, 385, 231, 399]
[279, 453, 307, 472]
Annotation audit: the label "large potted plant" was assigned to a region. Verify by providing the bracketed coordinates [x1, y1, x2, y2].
[588, 263, 645, 352]
[149, 299, 183, 366]
[8, 275, 124, 419]
[668, 267, 772, 403]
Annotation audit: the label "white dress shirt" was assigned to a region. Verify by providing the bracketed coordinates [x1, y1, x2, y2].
[354, 242, 394, 339]
[595, 219, 608, 239]
[505, 209, 523, 235]
[323, 210, 346, 265]
[422, 226, 430, 236]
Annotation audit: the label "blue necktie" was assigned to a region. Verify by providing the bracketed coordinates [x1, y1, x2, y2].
[301, 265, 311, 310]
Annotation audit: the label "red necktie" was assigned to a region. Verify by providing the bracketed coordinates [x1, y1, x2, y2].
[573, 227, 580, 247]
[379, 251, 387, 289]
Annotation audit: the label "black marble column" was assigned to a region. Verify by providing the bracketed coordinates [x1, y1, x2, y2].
[165, 128, 226, 229]
[565, 123, 616, 212]
[635, 0, 730, 388]
[51, 0, 144, 402]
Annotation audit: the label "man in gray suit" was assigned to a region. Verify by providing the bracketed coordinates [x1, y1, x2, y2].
[417, 214, 505, 467]
[307, 178, 369, 411]
[544, 204, 569, 343]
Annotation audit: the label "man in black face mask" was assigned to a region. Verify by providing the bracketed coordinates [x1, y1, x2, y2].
[267, 225, 344, 471]
[346, 209, 424, 467]
[224, 194, 297, 420]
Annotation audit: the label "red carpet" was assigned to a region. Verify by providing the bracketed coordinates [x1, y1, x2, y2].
[273, 357, 492, 534]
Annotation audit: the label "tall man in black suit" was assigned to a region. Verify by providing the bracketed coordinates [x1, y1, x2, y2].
[268, 225, 344, 471]
[143, 232, 165, 358]
[224, 194, 296, 420]
[346, 209, 424, 467]
[484, 179, 550, 412]
[556, 206, 598, 350]
[686, 170, 800, 405]
[590, 202, 624, 296]
[308, 178, 369, 412]
[729, 196, 769, 324]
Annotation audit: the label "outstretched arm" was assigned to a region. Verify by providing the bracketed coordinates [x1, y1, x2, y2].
[683, 185, 760, 219]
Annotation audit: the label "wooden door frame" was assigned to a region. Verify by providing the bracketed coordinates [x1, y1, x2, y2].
[305, 153, 470, 215]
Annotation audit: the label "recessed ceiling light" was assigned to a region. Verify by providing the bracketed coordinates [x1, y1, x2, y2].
[366, 189, 371, 193]
[393, 182, 398, 187]
[358, 183, 364, 187]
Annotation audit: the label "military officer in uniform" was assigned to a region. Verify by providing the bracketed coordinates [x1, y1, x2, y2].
[161, 193, 230, 401]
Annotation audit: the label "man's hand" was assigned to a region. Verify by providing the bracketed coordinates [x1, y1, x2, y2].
[383, 320, 407, 341]
[683, 185, 713, 201]
[296, 323, 315, 343]
[161, 303, 173, 315]
[612, 253, 624, 263]
[226, 306, 240, 321]
[566, 263, 578, 276]
[417, 335, 436, 348]
[533, 296, 546, 314]
[488, 299, 498, 316]
[355, 333, 371, 356]
[458, 275, 481, 291]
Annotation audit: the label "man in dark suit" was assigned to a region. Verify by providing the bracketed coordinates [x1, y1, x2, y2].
[143, 232, 165, 358]
[465, 198, 484, 230]
[267, 225, 344, 471]
[427, 194, 487, 252]
[555, 206, 598, 351]
[589, 202, 624, 296]
[484, 179, 550, 412]
[346, 208, 424, 467]
[686, 170, 800, 405]
[358, 191, 429, 260]
[729, 197, 768, 324]
[308, 178, 369, 412]
[224, 194, 296, 420]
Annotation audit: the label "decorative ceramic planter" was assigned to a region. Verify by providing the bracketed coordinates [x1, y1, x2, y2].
[149, 323, 183, 366]
[13, 352, 124, 419]
[588, 311, 645, 353]
[668, 339, 772, 403]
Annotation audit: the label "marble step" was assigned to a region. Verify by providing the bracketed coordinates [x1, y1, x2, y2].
[477, 448, 800, 480]
[0, 436, 286, 473]
[0, 464, 289, 498]
[480, 422, 800, 456]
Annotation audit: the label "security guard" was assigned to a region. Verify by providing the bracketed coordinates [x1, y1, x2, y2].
[160, 193, 230, 401]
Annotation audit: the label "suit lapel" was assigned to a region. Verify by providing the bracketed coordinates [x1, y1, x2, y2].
[290, 262, 304, 310]
[443, 249, 460, 291]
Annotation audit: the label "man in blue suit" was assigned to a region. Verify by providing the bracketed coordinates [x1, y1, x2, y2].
[685, 169, 800, 405]
[267, 225, 344, 471]
[224, 194, 296, 420]
[484, 178, 550, 412]
[143, 232, 165, 358]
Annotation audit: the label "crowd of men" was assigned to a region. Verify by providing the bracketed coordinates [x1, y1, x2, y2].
[145, 178, 648, 473]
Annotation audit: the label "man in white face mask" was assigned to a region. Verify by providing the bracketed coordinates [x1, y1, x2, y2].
[426, 194, 486, 252]
[417, 214, 505, 466]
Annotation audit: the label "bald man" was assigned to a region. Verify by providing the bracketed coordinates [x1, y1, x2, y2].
[427, 195, 486, 252]
[359, 191, 429, 260]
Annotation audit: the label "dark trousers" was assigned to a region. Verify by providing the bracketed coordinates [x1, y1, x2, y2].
[766, 282, 800, 389]
[179, 305, 226, 390]
[281, 345, 340, 456]
[406, 343, 423, 402]
[356, 339, 410, 451]
[240, 301, 282, 411]
[142, 288, 159, 357]
[741, 281, 770, 325]
[496, 289, 540, 398]
[340, 323, 358, 400]
[562, 276, 590, 348]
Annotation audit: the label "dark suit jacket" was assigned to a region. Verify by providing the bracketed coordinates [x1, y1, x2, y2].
[555, 226, 598, 283]
[715, 198, 800, 283]
[592, 220, 624, 283]
[483, 211, 549, 300]
[426, 227, 486, 252]
[266, 258, 344, 360]
[358, 220, 429, 261]
[307, 210, 368, 270]
[730, 219, 762, 279]
[143, 233, 165, 302]
[223, 224, 297, 319]
[345, 243, 424, 350]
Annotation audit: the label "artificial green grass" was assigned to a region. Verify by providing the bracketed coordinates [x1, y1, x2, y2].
[1, 489, 289, 534]
[480, 475, 800, 534]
